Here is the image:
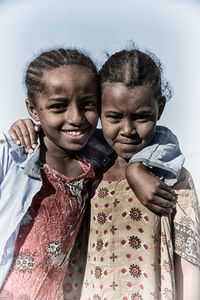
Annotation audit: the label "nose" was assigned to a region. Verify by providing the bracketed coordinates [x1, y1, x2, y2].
[67, 103, 84, 126]
[120, 119, 136, 136]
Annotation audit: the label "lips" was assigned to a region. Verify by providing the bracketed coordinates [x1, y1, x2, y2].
[116, 139, 141, 145]
[61, 128, 88, 136]
[62, 130, 83, 136]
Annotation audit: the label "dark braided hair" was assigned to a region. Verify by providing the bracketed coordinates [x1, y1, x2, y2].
[25, 48, 98, 102]
[100, 49, 172, 101]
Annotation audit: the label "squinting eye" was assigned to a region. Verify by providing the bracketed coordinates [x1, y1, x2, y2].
[136, 116, 151, 122]
[83, 101, 97, 109]
[49, 103, 66, 110]
[107, 115, 122, 120]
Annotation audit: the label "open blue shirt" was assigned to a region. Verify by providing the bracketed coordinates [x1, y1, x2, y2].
[0, 126, 184, 288]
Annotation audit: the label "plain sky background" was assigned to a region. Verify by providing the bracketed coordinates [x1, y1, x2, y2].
[0, 0, 199, 197]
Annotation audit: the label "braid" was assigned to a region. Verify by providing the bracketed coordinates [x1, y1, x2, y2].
[100, 49, 171, 100]
[25, 48, 98, 101]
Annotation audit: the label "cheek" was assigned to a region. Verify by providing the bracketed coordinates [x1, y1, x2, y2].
[39, 113, 60, 129]
[102, 123, 118, 144]
[86, 111, 99, 128]
[137, 121, 156, 140]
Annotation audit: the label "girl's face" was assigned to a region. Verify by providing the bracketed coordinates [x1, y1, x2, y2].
[26, 65, 99, 155]
[101, 83, 165, 161]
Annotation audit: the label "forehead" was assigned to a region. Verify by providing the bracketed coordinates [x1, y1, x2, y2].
[42, 65, 96, 93]
[101, 83, 156, 109]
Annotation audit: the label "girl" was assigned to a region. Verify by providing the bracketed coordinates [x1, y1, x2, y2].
[77, 49, 200, 300]
[0, 48, 101, 300]
[8, 49, 191, 299]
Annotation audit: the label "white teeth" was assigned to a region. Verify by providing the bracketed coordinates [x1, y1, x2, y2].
[65, 131, 82, 136]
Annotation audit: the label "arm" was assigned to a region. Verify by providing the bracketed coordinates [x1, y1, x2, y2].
[127, 126, 185, 185]
[126, 162, 176, 215]
[126, 126, 184, 214]
[8, 121, 182, 215]
[9, 120, 113, 169]
[175, 254, 200, 300]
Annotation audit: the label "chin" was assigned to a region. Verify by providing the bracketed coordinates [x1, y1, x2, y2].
[116, 152, 133, 161]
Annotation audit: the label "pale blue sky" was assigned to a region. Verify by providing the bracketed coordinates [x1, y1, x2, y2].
[0, 0, 199, 196]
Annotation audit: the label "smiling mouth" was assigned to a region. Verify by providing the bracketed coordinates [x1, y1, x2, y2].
[61, 129, 88, 136]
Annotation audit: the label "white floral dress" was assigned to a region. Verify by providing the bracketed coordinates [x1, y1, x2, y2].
[65, 168, 199, 300]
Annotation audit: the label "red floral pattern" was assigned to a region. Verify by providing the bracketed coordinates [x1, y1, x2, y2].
[0, 158, 94, 300]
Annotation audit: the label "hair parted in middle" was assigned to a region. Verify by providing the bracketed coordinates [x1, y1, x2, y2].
[100, 48, 172, 101]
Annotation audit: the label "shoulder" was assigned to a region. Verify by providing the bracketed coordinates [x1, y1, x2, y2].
[173, 167, 194, 190]
[0, 132, 18, 149]
[0, 131, 29, 169]
[173, 167, 199, 214]
[155, 125, 179, 144]
[0, 132, 14, 157]
[173, 167, 200, 266]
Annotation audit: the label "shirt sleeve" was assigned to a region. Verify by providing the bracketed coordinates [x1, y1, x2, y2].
[0, 132, 12, 185]
[80, 129, 113, 170]
[128, 126, 185, 186]
[172, 168, 200, 266]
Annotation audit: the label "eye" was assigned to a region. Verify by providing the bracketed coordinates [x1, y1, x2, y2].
[82, 100, 97, 110]
[105, 114, 122, 122]
[134, 113, 152, 122]
[49, 103, 67, 111]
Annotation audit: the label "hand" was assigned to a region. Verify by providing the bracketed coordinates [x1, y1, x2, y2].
[126, 162, 177, 215]
[8, 119, 41, 153]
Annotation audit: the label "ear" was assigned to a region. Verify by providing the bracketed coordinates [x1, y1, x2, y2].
[25, 99, 40, 122]
[157, 96, 166, 120]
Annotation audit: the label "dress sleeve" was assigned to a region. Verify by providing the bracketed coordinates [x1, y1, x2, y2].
[172, 168, 200, 266]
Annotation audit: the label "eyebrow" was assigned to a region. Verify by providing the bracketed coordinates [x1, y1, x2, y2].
[134, 110, 154, 114]
[48, 93, 96, 101]
[48, 97, 68, 102]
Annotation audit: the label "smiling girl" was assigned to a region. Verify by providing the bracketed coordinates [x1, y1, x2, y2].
[0, 48, 100, 300]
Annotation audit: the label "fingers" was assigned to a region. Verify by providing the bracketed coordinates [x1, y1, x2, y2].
[8, 126, 21, 146]
[156, 182, 177, 202]
[8, 119, 38, 153]
[159, 181, 176, 195]
[156, 189, 177, 203]
[149, 194, 176, 209]
[146, 202, 174, 216]
[35, 124, 42, 133]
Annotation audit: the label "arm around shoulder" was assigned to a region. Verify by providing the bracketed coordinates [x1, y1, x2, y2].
[128, 126, 185, 185]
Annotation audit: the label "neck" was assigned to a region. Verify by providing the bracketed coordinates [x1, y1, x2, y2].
[103, 154, 127, 181]
[39, 135, 83, 178]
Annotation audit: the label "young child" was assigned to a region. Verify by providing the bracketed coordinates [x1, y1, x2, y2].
[0, 48, 102, 300]
[76, 49, 199, 300]
[7, 48, 192, 299]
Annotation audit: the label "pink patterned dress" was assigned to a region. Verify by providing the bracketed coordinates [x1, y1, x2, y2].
[0, 158, 94, 300]
[73, 168, 199, 300]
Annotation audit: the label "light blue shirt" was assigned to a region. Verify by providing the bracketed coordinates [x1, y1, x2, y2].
[128, 126, 185, 185]
[0, 132, 42, 288]
[0, 126, 184, 288]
